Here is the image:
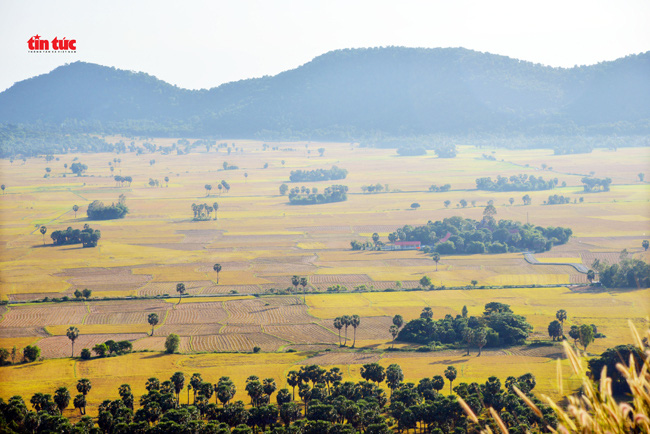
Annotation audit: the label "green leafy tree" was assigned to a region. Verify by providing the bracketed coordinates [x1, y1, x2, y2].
[587, 269, 596, 283]
[548, 320, 563, 341]
[66, 326, 79, 357]
[419, 275, 432, 289]
[165, 334, 180, 354]
[148, 313, 159, 336]
[420, 307, 433, 320]
[579, 324, 595, 351]
[462, 327, 474, 356]
[410, 202, 421, 210]
[444, 366, 457, 394]
[82, 288, 92, 299]
[23, 345, 41, 362]
[474, 328, 488, 356]
[461, 305, 468, 318]
[642, 240, 649, 251]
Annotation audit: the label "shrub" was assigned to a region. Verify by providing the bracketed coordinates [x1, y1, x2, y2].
[80, 348, 91, 360]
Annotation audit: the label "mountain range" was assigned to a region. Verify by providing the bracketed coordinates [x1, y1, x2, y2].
[1, 47, 649, 138]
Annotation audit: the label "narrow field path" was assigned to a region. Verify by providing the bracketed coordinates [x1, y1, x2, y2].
[523, 252, 588, 273]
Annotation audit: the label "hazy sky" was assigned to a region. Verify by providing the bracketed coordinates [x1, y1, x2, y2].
[1, 0, 648, 92]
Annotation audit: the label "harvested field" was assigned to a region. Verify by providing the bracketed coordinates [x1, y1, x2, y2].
[85, 300, 168, 324]
[138, 280, 212, 296]
[0, 327, 49, 338]
[0, 304, 87, 328]
[165, 302, 229, 324]
[132, 336, 192, 353]
[264, 323, 338, 344]
[224, 299, 314, 324]
[154, 324, 223, 336]
[310, 274, 373, 284]
[191, 333, 288, 353]
[38, 333, 147, 358]
[201, 284, 264, 295]
[60, 267, 152, 293]
[301, 351, 382, 366]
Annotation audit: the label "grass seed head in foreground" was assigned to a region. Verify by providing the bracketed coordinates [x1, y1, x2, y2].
[461, 321, 650, 433]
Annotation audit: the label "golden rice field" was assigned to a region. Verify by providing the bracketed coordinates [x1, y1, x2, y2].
[0, 140, 649, 417]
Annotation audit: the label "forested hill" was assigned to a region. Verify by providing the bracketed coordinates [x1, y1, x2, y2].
[1, 47, 649, 137]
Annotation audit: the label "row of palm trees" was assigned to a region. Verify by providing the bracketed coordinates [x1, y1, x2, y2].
[332, 315, 361, 347]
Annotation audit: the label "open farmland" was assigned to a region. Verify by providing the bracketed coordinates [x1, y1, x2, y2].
[0, 140, 649, 417]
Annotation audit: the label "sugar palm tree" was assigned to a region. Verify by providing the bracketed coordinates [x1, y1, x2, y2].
[350, 315, 361, 348]
[72, 205, 79, 218]
[39, 226, 47, 244]
[432, 253, 441, 271]
[176, 283, 186, 305]
[299, 277, 308, 304]
[291, 275, 300, 296]
[213, 263, 222, 284]
[389, 325, 399, 348]
[66, 326, 79, 357]
[341, 315, 352, 346]
[333, 318, 343, 346]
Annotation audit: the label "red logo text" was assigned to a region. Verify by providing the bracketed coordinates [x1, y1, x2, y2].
[28, 35, 76, 52]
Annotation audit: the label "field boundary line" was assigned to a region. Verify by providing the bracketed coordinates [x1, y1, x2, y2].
[261, 326, 294, 344]
[188, 335, 194, 352]
[523, 252, 588, 273]
[312, 321, 339, 337]
[81, 302, 90, 324]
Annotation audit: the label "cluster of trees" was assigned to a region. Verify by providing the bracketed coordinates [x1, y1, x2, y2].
[289, 166, 348, 182]
[428, 184, 451, 192]
[222, 162, 239, 170]
[50, 224, 101, 248]
[593, 255, 650, 289]
[288, 185, 348, 205]
[395, 144, 457, 158]
[553, 144, 593, 155]
[581, 177, 612, 192]
[0, 124, 117, 157]
[0, 345, 41, 365]
[85, 339, 134, 359]
[0, 361, 556, 433]
[361, 184, 388, 193]
[378, 214, 572, 254]
[397, 303, 533, 349]
[475, 174, 558, 192]
[70, 162, 88, 176]
[547, 310, 602, 352]
[73, 288, 92, 299]
[113, 175, 133, 187]
[332, 315, 361, 347]
[87, 197, 129, 220]
[545, 195, 571, 205]
[191, 202, 219, 221]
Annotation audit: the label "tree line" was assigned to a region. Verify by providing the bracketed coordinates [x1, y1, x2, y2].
[289, 166, 348, 183]
[355, 212, 572, 254]
[87, 197, 129, 220]
[475, 174, 558, 192]
[0, 361, 557, 433]
[288, 185, 348, 205]
[396, 303, 532, 350]
[50, 224, 101, 248]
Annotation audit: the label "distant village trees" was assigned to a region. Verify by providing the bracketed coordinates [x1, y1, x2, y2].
[476, 174, 557, 191]
[87, 196, 129, 220]
[288, 185, 348, 205]
[289, 166, 347, 182]
[581, 177, 612, 192]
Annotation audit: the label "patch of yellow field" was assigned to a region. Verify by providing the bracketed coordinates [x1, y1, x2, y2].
[163, 295, 254, 304]
[297, 242, 326, 249]
[590, 215, 650, 222]
[483, 274, 570, 286]
[0, 337, 41, 351]
[46, 324, 151, 335]
[91, 289, 138, 298]
[536, 257, 582, 264]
